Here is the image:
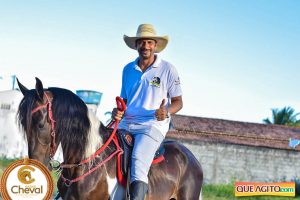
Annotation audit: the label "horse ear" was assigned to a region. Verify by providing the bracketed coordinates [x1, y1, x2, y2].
[16, 78, 29, 96]
[35, 77, 44, 102]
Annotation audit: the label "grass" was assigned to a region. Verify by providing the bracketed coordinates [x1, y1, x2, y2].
[0, 157, 18, 177]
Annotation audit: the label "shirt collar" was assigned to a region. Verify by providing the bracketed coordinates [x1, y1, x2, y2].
[152, 55, 161, 68]
[134, 54, 161, 71]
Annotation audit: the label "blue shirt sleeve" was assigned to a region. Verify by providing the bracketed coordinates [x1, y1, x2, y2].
[120, 67, 127, 99]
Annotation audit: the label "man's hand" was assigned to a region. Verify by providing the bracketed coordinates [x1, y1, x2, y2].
[112, 108, 124, 121]
[155, 99, 168, 121]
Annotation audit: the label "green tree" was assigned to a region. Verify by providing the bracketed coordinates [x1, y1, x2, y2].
[263, 106, 300, 127]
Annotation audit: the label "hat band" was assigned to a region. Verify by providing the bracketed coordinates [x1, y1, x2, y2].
[137, 31, 158, 37]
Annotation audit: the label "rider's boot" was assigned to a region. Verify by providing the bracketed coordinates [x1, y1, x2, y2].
[129, 180, 148, 200]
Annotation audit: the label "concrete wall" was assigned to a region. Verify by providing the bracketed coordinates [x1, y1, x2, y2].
[181, 140, 300, 184]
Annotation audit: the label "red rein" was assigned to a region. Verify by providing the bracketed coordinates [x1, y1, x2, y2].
[31, 94, 126, 186]
[61, 97, 126, 186]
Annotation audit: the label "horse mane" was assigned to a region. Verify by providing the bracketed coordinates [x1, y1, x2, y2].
[18, 87, 92, 160]
[18, 89, 38, 140]
[49, 87, 91, 160]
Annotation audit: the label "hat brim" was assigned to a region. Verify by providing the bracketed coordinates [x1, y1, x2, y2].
[123, 35, 169, 53]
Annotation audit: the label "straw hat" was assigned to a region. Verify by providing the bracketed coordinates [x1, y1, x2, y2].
[123, 24, 169, 53]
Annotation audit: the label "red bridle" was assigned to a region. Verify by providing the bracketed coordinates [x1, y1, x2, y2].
[31, 92, 57, 158]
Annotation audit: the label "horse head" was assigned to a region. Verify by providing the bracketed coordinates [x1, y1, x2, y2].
[17, 77, 56, 168]
[17, 78, 93, 171]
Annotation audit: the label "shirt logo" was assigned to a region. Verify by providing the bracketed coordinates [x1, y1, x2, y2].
[150, 77, 161, 87]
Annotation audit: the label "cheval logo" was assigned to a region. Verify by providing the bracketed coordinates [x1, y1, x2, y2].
[18, 166, 36, 184]
[0, 158, 54, 200]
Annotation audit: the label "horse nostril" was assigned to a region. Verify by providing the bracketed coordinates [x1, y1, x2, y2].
[38, 123, 45, 129]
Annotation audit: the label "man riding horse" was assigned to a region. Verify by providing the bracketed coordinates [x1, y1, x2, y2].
[112, 24, 183, 200]
[17, 24, 202, 200]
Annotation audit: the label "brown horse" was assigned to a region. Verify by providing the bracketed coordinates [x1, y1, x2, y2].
[17, 78, 203, 200]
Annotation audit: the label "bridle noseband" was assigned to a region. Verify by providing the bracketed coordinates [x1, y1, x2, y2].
[31, 91, 57, 159]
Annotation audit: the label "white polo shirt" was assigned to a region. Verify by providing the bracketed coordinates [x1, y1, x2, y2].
[119, 55, 182, 136]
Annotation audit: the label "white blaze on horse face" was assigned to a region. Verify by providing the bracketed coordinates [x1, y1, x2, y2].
[107, 175, 125, 200]
[84, 111, 103, 159]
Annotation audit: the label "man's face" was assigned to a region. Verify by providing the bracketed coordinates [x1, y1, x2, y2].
[136, 39, 157, 59]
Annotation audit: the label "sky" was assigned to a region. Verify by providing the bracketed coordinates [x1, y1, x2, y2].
[0, 0, 299, 123]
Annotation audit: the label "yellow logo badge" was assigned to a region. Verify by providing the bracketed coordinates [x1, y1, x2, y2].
[18, 165, 36, 184]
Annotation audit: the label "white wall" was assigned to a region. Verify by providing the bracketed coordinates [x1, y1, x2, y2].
[0, 90, 27, 158]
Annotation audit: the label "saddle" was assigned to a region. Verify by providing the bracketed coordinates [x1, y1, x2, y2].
[116, 129, 165, 186]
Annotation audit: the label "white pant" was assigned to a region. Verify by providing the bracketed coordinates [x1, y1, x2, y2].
[127, 124, 165, 184]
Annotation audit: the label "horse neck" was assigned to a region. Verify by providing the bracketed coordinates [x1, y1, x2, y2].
[59, 115, 116, 189]
[61, 111, 104, 164]
[84, 111, 103, 159]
